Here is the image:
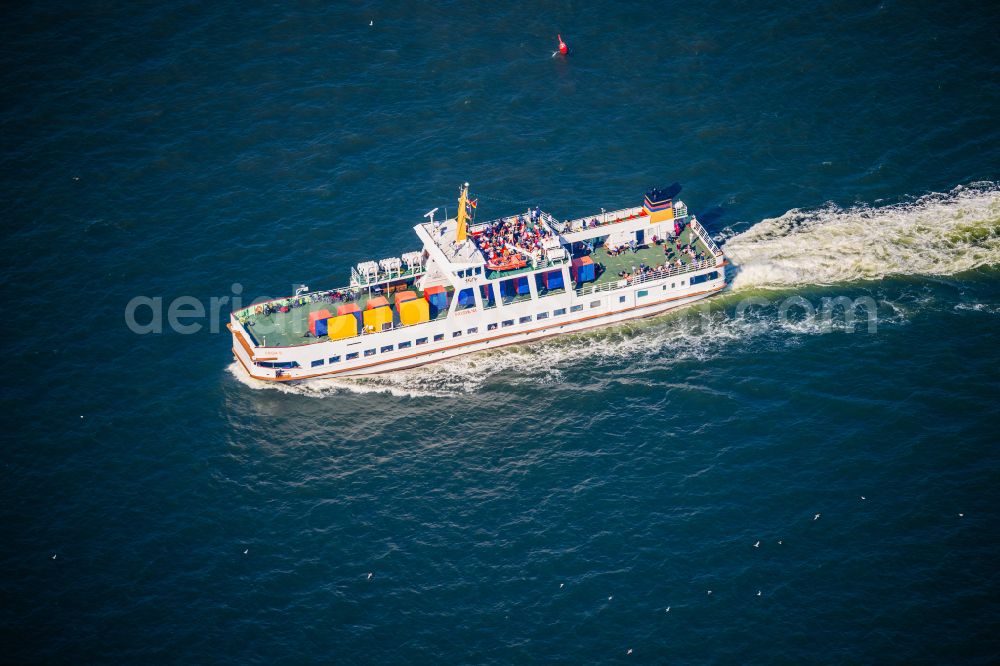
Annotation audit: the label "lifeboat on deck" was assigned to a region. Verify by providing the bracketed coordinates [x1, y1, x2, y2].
[486, 254, 527, 272]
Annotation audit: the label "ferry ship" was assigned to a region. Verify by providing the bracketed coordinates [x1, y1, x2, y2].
[229, 183, 727, 381]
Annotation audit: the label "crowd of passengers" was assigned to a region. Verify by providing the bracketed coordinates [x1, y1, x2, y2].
[618, 255, 711, 283]
[664, 237, 707, 263]
[602, 232, 707, 264]
[475, 209, 555, 265]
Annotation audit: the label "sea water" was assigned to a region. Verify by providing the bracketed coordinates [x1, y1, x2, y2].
[3, 1, 999, 662]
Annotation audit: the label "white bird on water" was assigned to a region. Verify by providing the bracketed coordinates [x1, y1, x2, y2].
[665, 606, 671, 613]
[559, 583, 564, 589]
[778, 540, 783, 545]
[757, 590, 762, 596]
[243, 549, 248, 555]
[627, 648, 633, 655]
[367, 572, 374, 580]
[608, 595, 613, 601]
[369, 20, 373, 26]
[861, 496, 866, 500]
[814, 513, 821, 521]
[51, 554, 57, 560]
[754, 540, 760, 548]
[707, 590, 713, 596]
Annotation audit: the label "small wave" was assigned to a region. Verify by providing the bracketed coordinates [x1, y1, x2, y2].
[724, 182, 1000, 290]
[954, 302, 999, 314]
[226, 362, 443, 398]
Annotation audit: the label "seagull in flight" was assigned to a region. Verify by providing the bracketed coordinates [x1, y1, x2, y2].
[627, 648, 633, 655]
[608, 595, 613, 601]
[665, 606, 671, 613]
[778, 540, 783, 545]
[757, 590, 762, 596]
[51, 554, 57, 560]
[754, 541, 760, 548]
[814, 513, 821, 521]
[707, 590, 713, 595]
[367, 572, 374, 580]
[243, 549, 248, 555]
[559, 583, 564, 588]
[860, 496, 866, 500]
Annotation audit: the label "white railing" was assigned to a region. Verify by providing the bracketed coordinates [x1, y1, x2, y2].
[554, 206, 648, 234]
[539, 211, 561, 230]
[233, 285, 363, 322]
[689, 218, 724, 256]
[470, 209, 538, 234]
[235, 289, 446, 349]
[349, 254, 426, 287]
[533, 255, 568, 270]
[575, 257, 718, 297]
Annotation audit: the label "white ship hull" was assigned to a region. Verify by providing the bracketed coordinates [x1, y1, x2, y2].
[230, 270, 726, 381]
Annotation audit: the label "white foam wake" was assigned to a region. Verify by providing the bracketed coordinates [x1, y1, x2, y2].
[724, 183, 1000, 291]
[226, 303, 831, 397]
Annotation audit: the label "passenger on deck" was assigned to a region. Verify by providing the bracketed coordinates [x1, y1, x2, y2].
[476, 213, 553, 267]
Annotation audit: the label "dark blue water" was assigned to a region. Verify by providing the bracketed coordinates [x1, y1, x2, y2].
[4, 1, 999, 662]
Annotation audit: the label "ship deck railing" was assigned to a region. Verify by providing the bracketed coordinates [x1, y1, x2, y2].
[233, 286, 359, 323]
[484, 253, 569, 281]
[689, 218, 724, 257]
[350, 262, 426, 288]
[546, 206, 650, 234]
[575, 256, 719, 297]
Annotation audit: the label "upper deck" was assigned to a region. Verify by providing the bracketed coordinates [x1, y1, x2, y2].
[231, 214, 722, 350]
[417, 216, 484, 267]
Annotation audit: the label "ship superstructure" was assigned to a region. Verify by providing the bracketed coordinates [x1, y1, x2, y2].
[229, 183, 727, 380]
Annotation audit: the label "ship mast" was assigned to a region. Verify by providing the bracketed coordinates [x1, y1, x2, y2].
[456, 182, 470, 243]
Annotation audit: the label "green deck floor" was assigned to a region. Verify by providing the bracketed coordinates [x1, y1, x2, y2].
[586, 227, 711, 286]
[244, 286, 451, 348]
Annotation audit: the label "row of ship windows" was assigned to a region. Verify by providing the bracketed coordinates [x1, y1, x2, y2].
[308, 301, 608, 367]
[303, 274, 721, 368]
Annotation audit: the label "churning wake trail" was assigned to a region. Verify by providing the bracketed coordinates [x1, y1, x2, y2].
[227, 300, 873, 398]
[723, 183, 1000, 291]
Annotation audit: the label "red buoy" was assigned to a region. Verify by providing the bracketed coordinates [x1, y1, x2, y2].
[557, 34, 568, 55]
